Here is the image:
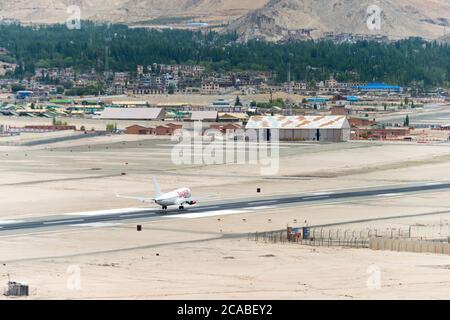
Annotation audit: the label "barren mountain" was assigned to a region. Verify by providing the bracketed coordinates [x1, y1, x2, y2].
[0, 0, 448, 42]
[0, 0, 268, 24]
[227, 0, 450, 41]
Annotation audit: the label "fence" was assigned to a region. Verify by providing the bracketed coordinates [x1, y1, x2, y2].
[248, 230, 288, 244]
[248, 229, 370, 248]
[370, 237, 450, 255]
[248, 224, 450, 252]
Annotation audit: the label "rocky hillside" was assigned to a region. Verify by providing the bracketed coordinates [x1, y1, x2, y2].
[227, 0, 450, 41]
[0, 0, 268, 24]
[0, 0, 448, 42]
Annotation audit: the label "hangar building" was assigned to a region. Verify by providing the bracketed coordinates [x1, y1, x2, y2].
[99, 108, 165, 120]
[245, 115, 351, 142]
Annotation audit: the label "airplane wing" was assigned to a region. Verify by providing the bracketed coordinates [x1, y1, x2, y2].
[115, 193, 154, 202]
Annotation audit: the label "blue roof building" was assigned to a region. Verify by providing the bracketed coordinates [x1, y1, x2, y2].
[306, 97, 329, 103]
[353, 83, 402, 92]
[16, 90, 33, 99]
[346, 96, 360, 102]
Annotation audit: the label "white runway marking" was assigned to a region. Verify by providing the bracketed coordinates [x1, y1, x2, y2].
[64, 207, 152, 216]
[119, 213, 151, 218]
[247, 200, 278, 205]
[310, 192, 334, 196]
[247, 205, 278, 210]
[70, 222, 123, 228]
[425, 182, 442, 186]
[166, 209, 251, 219]
[0, 220, 25, 225]
[375, 193, 404, 197]
[44, 219, 85, 225]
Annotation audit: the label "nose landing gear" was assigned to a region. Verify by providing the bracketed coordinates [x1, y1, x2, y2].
[179, 205, 185, 210]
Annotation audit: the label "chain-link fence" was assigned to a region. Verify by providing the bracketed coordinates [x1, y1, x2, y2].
[248, 224, 450, 250]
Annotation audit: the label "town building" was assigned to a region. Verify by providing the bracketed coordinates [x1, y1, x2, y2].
[189, 111, 218, 122]
[99, 108, 165, 120]
[125, 125, 155, 135]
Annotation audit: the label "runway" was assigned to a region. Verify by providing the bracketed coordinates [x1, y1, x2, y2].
[2, 181, 450, 235]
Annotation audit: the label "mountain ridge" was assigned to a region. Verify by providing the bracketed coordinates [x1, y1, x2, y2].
[0, 0, 448, 42]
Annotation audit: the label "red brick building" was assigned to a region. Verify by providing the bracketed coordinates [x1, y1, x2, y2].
[125, 125, 155, 135]
[209, 124, 242, 134]
[348, 117, 376, 128]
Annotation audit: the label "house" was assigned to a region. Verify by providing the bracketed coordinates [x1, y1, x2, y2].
[201, 82, 220, 94]
[218, 112, 249, 122]
[125, 125, 155, 135]
[209, 123, 242, 134]
[348, 117, 376, 128]
[353, 127, 411, 140]
[331, 106, 350, 116]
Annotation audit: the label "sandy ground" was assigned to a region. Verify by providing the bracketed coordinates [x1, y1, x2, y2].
[3, 230, 450, 299]
[2, 132, 450, 298]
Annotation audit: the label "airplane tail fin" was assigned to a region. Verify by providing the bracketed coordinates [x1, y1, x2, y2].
[152, 176, 162, 198]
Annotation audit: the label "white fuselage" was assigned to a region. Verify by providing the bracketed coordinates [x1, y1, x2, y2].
[154, 187, 192, 207]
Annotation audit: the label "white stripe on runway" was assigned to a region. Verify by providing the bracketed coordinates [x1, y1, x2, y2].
[247, 200, 278, 206]
[0, 220, 25, 225]
[375, 193, 404, 197]
[44, 219, 85, 225]
[247, 205, 278, 210]
[310, 192, 334, 196]
[64, 207, 152, 216]
[70, 222, 123, 228]
[119, 213, 150, 218]
[166, 209, 251, 219]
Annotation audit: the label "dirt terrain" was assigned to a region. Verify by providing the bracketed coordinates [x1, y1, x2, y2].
[1, 129, 450, 298]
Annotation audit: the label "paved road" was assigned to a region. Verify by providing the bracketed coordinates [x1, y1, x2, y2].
[1, 181, 450, 235]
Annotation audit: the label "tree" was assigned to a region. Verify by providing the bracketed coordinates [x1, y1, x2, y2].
[106, 123, 115, 132]
[56, 86, 65, 94]
[235, 95, 242, 106]
[167, 84, 176, 95]
[404, 115, 410, 127]
[11, 83, 25, 93]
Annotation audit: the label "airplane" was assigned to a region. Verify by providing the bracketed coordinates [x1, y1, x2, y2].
[116, 177, 198, 211]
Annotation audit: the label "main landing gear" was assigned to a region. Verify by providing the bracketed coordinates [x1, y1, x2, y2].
[162, 205, 168, 210]
[179, 205, 185, 210]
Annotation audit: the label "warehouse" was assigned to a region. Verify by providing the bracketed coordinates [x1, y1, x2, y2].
[245, 115, 351, 142]
[189, 111, 218, 122]
[99, 108, 165, 120]
[353, 82, 402, 93]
